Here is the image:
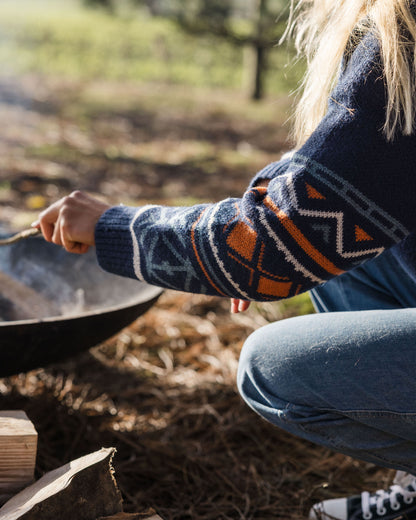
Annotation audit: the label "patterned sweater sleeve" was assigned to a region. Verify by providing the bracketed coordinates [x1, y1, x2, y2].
[95, 32, 416, 301]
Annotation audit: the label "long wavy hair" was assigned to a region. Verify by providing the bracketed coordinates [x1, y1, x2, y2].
[287, 0, 416, 146]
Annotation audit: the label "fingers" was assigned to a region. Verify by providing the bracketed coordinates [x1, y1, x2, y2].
[51, 213, 64, 246]
[231, 299, 239, 313]
[60, 217, 89, 255]
[238, 300, 251, 312]
[230, 299, 251, 313]
[38, 198, 64, 242]
[37, 191, 110, 253]
[64, 240, 90, 255]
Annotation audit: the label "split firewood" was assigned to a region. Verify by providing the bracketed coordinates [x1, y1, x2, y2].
[0, 447, 123, 520]
[0, 271, 58, 320]
[0, 411, 37, 503]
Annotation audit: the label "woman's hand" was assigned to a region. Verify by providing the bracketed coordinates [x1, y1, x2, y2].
[231, 299, 251, 313]
[35, 191, 110, 254]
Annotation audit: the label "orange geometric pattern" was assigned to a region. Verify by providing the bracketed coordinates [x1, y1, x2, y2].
[306, 183, 326, 200]
[121, 152, 409, 302]
[227, 251, 255, 287]
[355, 225, 373, 242]
[226, 221, 258, 262]
[257, 277, 292, 298]
[257, 243, 290, 281]
[264, 196, 344, 276]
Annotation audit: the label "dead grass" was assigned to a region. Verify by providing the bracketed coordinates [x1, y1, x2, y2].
[0, 292, 395, 519]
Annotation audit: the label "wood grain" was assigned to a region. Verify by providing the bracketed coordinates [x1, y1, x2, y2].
[0, 411, 37, 496]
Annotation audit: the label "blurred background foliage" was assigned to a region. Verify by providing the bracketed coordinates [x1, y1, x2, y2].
[0, 0, 303, 98]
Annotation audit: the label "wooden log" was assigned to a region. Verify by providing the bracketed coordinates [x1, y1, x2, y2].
[0, 271, 58, 320]
[0, 411, 37, 500]
[0, 447, 123, 520]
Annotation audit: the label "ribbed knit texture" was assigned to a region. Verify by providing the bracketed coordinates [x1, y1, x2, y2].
[95, 30, 416, 301]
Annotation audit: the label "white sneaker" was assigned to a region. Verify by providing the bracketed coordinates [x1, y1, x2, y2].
[309, 471, 416, 519]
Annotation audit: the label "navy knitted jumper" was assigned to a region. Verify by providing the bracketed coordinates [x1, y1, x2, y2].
[95, 30, 416, 301]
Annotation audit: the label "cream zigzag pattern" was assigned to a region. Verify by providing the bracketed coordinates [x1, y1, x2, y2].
[285, 154, 409, 259]
[294, 155, 408, 241]
[286, 173, 384, 259]
[127, 155, 409, 298]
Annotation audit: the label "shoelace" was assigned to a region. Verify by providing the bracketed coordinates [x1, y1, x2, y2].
[361, 472, 416, 519]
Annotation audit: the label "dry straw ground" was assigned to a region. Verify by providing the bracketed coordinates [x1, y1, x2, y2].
[0, 76, 395, 519]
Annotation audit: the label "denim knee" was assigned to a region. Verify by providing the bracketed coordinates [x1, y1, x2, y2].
[237, 316, 319, 430]
[237, 312, 361, 426]
[237, 311, 416, 472]
[237, 326, 270, 414]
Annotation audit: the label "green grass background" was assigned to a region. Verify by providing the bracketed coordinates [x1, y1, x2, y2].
[0, 0, 302, 95]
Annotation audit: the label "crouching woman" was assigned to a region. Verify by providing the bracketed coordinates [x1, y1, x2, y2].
[37, 1, 416, 518]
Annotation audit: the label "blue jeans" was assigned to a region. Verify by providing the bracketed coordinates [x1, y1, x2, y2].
[237, 247, 416, 474]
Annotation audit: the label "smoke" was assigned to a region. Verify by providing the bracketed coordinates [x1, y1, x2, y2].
[0, 237, 160, 321]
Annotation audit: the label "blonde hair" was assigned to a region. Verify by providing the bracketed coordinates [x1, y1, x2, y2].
[287, 0, 416, 146]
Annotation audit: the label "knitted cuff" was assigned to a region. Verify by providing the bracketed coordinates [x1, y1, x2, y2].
[95, 205, 142, 280]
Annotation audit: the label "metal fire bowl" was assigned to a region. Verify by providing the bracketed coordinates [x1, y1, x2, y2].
[0, 236, 162, 377]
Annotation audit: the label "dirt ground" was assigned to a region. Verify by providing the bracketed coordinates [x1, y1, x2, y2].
[0, 75, 395, 519]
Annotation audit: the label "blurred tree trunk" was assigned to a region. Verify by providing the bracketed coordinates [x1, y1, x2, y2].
[248, 0, 269, 100]
[244, 42, 267, 100]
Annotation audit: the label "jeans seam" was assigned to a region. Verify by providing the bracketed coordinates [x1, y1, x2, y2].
[297, 422, 416, 473]
[347, 411, 416, 418]
[311, 407, 416, 418]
